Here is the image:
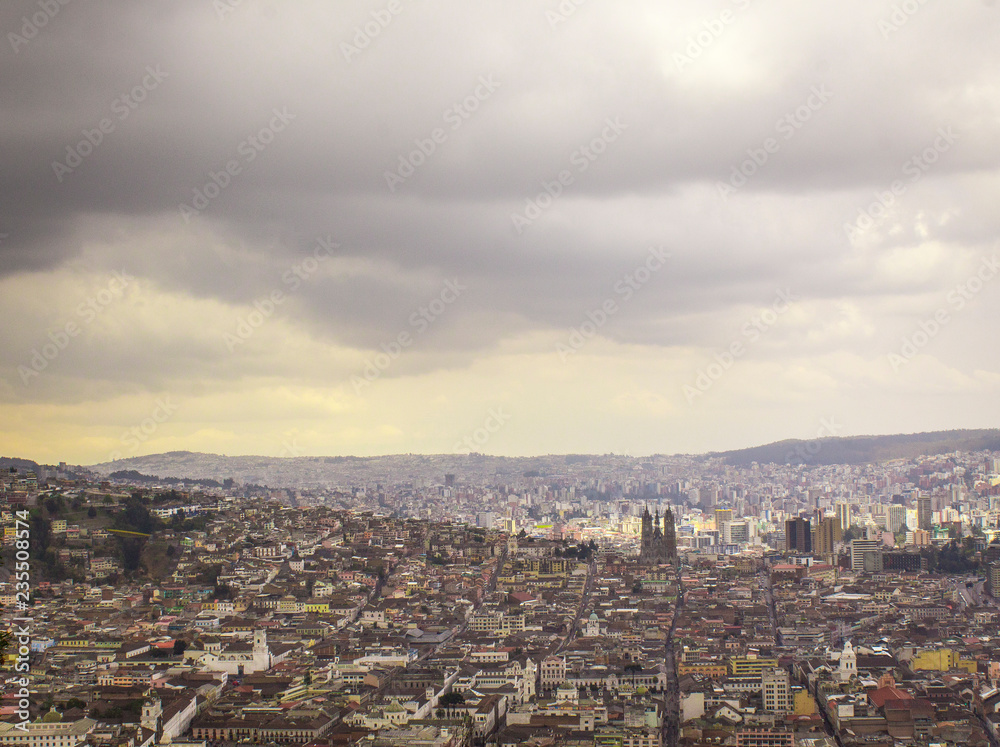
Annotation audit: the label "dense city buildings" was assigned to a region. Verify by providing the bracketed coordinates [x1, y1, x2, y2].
[3, 445, 1000, 747]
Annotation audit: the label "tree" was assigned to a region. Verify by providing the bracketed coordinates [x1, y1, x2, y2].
[112, 497, 162, 573]
[440, 691, 465, 706]
[842, 524, 864, 543]
[87, 506, 97, 518]
[172, 639, 187, 656]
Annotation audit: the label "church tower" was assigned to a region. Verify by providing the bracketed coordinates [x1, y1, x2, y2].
[254, 628, 271, 670]
[838, 640, 856, 682]
[640, 507, 653, 563]
[141, 693, 163, 741]
[664, 507, 677, 560]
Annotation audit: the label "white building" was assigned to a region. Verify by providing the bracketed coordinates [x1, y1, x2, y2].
[0, 718, 97, 747]
[199, 629, 272, 676]
[761, 668, 791, 714]
[838, 640, 857, 682]
[541, 655, 567, 690]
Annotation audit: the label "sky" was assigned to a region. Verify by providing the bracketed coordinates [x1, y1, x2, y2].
[2, 0, 1000, 465]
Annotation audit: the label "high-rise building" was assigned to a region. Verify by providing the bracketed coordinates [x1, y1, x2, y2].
[910, 529, 930, 546]
[715, 508, 733, 531]
[850, 539, 882, 571]
[887, 505, 907, 534]
[723, 521, 749, 545]
[762, 668, 791, 714]
[784, 518, 811, 554]
[835, 502, 850, 537]
[815, 515, 839, 556]
[989, 562, 1000, 598]
[917, 494, 932, 531]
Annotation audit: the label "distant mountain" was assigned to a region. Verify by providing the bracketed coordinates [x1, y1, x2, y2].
[714, 428, 1000, 467]
[78, 428, 1000, 487]
[88, 451, 637, 489]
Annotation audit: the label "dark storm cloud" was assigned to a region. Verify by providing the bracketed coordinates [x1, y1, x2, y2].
[1, 0, 999, 390]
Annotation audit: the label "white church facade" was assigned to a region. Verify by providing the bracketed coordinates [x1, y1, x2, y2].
[199, 630, 272, 676]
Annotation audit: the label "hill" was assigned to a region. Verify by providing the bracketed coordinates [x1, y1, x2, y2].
[78, 428, 1000, 487]
[0, 456, 40, 473]
[714, 429, 1000, 467]
[87, 451, 627, 489]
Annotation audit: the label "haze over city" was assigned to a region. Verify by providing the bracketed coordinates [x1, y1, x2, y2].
[2, 1, 1000, 465]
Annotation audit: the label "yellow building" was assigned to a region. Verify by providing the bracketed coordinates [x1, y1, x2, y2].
[678, 661, 728, 679]
[728, 657, 780, 677]
[911, 648, 976, 673]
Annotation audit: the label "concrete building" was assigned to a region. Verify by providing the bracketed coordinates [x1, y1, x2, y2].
[784, 518, 811, 554]
[887, 504, 907, 534]
[850, 539, 882, 571]
[917, 494, 932, 531]
[815, 515, 840, 556]
[0, 718, 97, 747]
[761, 668, 791, 714]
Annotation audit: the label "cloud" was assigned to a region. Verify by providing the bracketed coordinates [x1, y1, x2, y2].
[2, 0, 999, 461]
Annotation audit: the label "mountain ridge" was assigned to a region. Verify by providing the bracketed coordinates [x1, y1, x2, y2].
[78, 428, 1000, 488]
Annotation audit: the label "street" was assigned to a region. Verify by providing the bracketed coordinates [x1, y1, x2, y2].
[662, 563, 684, 747]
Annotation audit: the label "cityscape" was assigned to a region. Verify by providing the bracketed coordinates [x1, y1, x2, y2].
[4, 439, 1000, 747]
